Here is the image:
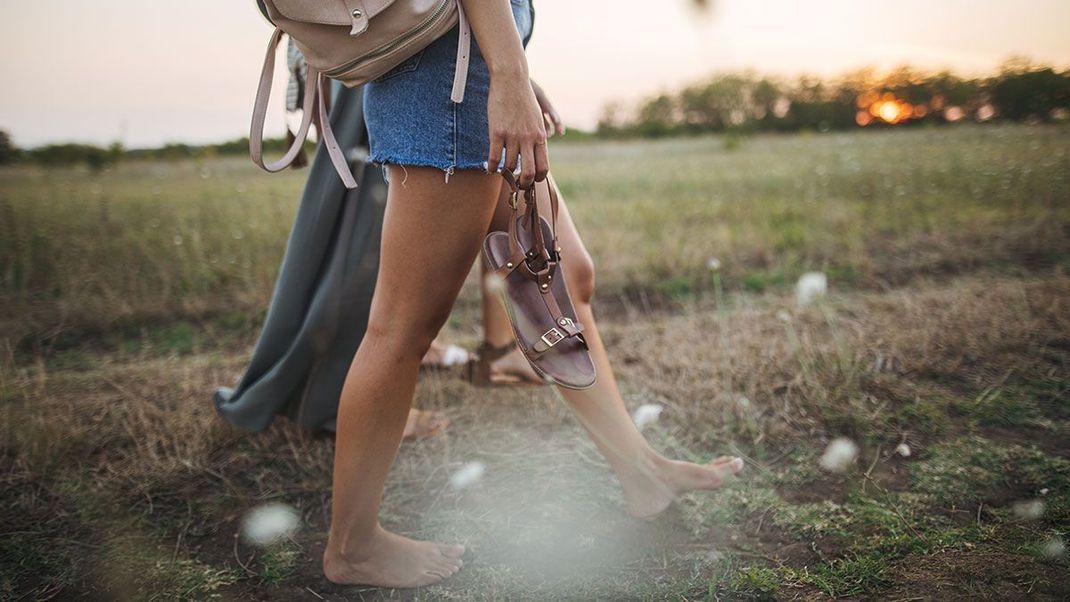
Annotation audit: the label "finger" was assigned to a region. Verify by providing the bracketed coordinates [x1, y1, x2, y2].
[534, 139, 549, 183]
[519, 142, 536, 188]
[487, 131, 504, 173]
[503, 138, 520, 175]
[543, 113, 555, 138]
[550, 109, 566, 136]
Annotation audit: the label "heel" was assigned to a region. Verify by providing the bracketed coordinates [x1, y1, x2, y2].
[465, 342, 516, 387]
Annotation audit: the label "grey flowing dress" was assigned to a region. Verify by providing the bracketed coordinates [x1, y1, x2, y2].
[213, 82, 385, 433]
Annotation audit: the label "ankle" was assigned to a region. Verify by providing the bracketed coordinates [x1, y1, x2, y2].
[613, 446, 667, 484]
[326, 524, 383, 564]
[482, 334, 515, 349]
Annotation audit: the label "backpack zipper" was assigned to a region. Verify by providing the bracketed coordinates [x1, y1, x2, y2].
[324, 0, 452, 78]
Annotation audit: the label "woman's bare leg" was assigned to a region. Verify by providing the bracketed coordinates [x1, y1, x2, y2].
[491, 176, 744, 518]
[323, 166, 502, 587]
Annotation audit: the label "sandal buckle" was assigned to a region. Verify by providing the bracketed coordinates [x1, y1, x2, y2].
[540, 327, 565, 347]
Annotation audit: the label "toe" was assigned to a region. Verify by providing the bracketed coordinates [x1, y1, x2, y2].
[439, 543, 465, 558]
[430, 558, 461, 578]
[716, 457, 744, 474]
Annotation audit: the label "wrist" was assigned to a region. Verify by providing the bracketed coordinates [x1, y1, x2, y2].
[487, 58, 529, 81]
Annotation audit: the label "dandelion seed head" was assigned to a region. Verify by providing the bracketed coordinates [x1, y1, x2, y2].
[440, 344, 470, 367]
[449, 461, 485, 490]
[242, 503, 299, 547]
[706, 257, 722, 272]
[895, 443, 912, 458]
[705, 549, 724, 563]
[484, 273, 505, 294]
[1040, 488, 1050, 496]
[1042, 537, 1065, 559]
[1012, 499, 1045, 520]
[632, 404, 664, 429]
[819, 437, 859, 473]
[796, 272, 828, 307]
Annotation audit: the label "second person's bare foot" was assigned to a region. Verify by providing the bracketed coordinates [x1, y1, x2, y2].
[323, 526, 465, 588]
[619, 454, 744, 519]
[490, 346, 543, 385]
[402, 408, 449, 440]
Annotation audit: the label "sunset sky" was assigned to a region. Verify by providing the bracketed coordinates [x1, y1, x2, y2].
[1, 0, 1068, 148]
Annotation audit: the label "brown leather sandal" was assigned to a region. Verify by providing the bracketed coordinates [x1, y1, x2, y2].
[465, 341, 547, 387]
[481, 172, 596, 390]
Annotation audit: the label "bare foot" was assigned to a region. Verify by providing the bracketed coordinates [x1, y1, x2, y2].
[402, 409, 449, 440]
[323, 526, 465, 588]
[619, 455, 744, 519]
[489, 346, 543, 385]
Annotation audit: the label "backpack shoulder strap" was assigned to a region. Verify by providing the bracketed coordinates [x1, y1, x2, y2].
[250, 28, 357, 189]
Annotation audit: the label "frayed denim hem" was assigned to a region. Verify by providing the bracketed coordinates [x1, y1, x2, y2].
[370, 156, 493, 184]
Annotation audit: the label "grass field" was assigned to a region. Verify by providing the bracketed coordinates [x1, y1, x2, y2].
[2, 124, 1069, 600]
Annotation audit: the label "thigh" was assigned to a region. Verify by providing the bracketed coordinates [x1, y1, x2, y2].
[370, 166, 502, 330]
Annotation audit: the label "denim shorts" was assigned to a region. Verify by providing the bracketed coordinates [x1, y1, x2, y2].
[362, 0, 534, 176]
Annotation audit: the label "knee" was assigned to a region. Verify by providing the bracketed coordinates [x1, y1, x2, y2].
[364, 301, 453, 360]
[566, 250, 596, 306]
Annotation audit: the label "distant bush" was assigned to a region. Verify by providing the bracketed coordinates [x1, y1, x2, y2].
[0, 130, 20, 165]
[124, 136, 315, 161]
[27, 142, 124, 171]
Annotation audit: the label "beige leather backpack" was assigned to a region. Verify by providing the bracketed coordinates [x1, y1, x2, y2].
[250, 0, 471, 188]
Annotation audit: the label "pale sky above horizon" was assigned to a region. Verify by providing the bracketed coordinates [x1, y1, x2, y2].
[1, 0, 1068, 148]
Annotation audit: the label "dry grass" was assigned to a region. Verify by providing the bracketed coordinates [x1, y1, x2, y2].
[3, 271, 1068, 599]
[2, 125, 1069, 599]
[2, 124, 1068, 354]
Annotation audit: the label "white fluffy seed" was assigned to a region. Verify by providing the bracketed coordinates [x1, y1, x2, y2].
[483, 273, 505, 294]
[439, 344, 470, 367]
[632, 404, 664, 429]
[1012, 500, 1045, 520]
[706, 257, 722, 271]
[242, 503, 299, 547]
[449, 461, 486, 490]
[1042, 537, 1065, 559]
[796, 272, 828, 306]
[819, 437, 859, 473]
[895, 443, 912, 458]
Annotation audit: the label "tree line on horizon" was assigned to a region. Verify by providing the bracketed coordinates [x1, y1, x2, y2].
[2, 59, 1068, 170]
[597, 58, 1070, 137]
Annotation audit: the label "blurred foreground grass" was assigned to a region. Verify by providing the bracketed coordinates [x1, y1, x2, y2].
[1, 126, 1068, 600]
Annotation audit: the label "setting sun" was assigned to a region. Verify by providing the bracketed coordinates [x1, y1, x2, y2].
[878, 100, 902, 123]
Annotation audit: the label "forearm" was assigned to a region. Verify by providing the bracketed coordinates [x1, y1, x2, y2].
[459, 0, 528, 79]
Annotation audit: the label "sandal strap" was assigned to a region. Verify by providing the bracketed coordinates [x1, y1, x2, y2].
[529, 323, 587, 356]
[495, 170, 582, 361]
[476, 341, 515, 362]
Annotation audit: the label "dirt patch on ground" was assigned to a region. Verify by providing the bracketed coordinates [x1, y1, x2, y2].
[883, 544, 1070, 601]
